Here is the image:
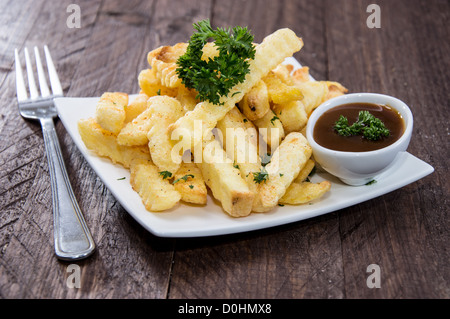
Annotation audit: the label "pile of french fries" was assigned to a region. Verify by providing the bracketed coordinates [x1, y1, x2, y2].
[78, 28, 348, 217]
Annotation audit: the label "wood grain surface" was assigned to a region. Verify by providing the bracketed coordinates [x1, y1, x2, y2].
[0, 0, 448, 299]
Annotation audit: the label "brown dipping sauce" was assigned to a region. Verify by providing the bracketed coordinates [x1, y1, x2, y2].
[314, 103, 405, 152]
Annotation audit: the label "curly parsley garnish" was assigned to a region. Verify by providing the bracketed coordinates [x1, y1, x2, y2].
[176, 19, 256, 105]
[334, 110, 390, 141]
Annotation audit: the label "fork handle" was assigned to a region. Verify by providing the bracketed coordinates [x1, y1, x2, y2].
[40, 117, 95, 260]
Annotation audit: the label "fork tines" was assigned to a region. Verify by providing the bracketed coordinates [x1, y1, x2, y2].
[15, 45, 63, 102]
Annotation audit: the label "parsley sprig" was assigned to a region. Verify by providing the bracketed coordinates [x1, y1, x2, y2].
[334, 111, 390, 141]
[176, 19, 256, 105]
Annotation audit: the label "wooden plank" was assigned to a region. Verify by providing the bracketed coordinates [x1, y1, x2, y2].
[167, 0, 344, 299]
[169, 214, 343, 299]
[325, 0, 449, 298]
[0, 0, 105, 299]
[58, 0, 213, 299]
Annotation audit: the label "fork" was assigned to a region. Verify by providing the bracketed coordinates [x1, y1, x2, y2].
[15, 46, 95, 260]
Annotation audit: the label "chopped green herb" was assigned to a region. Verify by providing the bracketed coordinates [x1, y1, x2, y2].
[231, 91, 241, 97]
[189, 185, 194, 189]
[233, 162, 240, 169]
[279, 173, 284, 177]
[334, 110, 390, 141]
[243, 118, 248, 123]
[156, 89, 161, 95]
[253, 168, 269, 184]
[159, 171, 173, 179]
[176, 19, 256, 105]
[270, 115, 279, 126]
[173, 174, 195, 184]
[365, 179, 377, 185]
[117, 177, 126, 180]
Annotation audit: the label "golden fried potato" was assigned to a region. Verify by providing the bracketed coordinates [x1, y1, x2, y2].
[325, 81, 348, 100]
[294, 159, 316, 183]
[147, 96, 185, 173]
[198, 139, 254, 217]
[254, 132, 312, 212]
[272, 100, 308, 134]
[253, 110, 285, 150]
[176, 86, 199, 112]
[147, 43, 188, 88]
[216, 107, 262, 210]
[263, 71, 303, 105]
[117, 106, 154, 146]
[271, 63, 295, 85]
[296, 81, 328, 116]
[95, 92, 128, 134]
[138, 68, 177, 97]
[292, 66, 311, 84]
[78, 118, 150, 168]
[125, 93, 149, 123]
[238, 80, 270, 121]
[130, 159, 181, 211]
[173, 162, 207, 205]
[280, 181, 331, 205]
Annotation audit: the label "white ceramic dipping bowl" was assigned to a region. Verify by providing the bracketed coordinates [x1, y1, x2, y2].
[306, 93, 413, 186]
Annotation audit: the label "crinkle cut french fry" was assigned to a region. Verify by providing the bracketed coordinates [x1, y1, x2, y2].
[125, 93, 149, 123]
[130, 159, 181, 211]
[292, 66, 311, 84]
[263, 71, 303, 105]
[117, 106, 154, 146]
[147, 43, 188, 88]
[216, 107, 263, 210]
[294, 159, 316, 183]
[117, 95, 184, 149]
[168, 28, 304, 151]
[176, 86, 199, 112]
[325, 81, 349, 101]
[271, 63, 295, 85]
[254, 132, 312, 212]
[78, 118, 150, 168]
[272, 100, 308, 134]
[198, 139, 254, 217]
[238, 80, 270, 121]
[279, 181, 331, 205]
[296, 81, 329, 116]
[252, 110, 285, 149]
[138, 68, 177, 97]
[173, 162, 207, 205]
[95, 92, 128, 134]
[147, 96, 185, 173]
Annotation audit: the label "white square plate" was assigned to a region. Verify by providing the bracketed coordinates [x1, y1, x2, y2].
[54, 58, 434, 238]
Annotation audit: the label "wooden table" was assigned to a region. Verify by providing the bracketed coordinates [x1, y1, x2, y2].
[0, 0, 448, 300]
